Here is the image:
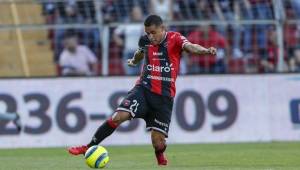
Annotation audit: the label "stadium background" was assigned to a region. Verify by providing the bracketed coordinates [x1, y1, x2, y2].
[0, 0, 300, 169]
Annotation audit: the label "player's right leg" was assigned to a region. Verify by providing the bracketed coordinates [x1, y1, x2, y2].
[68, 111, 131, 155]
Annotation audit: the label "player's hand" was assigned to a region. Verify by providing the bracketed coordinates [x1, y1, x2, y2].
[207, 47, 217, 55]
[127, 58, 137, 67]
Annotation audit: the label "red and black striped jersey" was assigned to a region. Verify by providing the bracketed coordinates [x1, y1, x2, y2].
[136, 31, 189, 98]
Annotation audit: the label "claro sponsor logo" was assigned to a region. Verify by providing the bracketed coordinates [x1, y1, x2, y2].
[147, 62, 174, 73]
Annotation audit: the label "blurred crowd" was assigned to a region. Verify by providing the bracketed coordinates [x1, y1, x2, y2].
[41, 0, 300, 76]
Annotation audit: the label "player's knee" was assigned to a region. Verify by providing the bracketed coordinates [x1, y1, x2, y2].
[111, 111, 131, 125]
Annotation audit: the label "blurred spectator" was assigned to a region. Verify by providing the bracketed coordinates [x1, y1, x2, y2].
[102, 0, 148, 23]
[54, 4, 84, 60]
[259, 27, 287, 73]
[77, 0, 96, 22]
[110, 0, 131, 22]
[173, 0, 190, 20]
[78, 0, 101, 55]
[213, 0, 243, 58]
[149, 0, 173, 21]
[55, 3, 84, 25]
[113, 6, 144, 75]
[187, 25, 229, 73]
[249, 0, 273, 19]
[290, 0, 300, 19]
[289, 46, 300, 72]
[250, 0, 274, 58]
[41, 1, 64, 19]
[53, 1, 100, 59]
[175, 0, 214, 20]
[288, 23, 300, 72]
[42, 1, 56, 17]
[102, 0, 118, 23]
[284, 23, 298, 62]
[234, 0, 252, 56]
[59, 33, 98, 76]
[231, 0, 273, 60]
[284, 1, 300, 70]
[139, 0, 150, 16]
[196, 0, 215, 20]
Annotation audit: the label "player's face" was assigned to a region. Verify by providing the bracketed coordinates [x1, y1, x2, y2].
[145, 25, 165, 45]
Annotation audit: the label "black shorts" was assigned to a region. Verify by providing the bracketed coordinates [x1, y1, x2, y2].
[116, 85, 174, 137]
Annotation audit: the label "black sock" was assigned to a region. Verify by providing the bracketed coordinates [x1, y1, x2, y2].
[87, 118, 117, 147]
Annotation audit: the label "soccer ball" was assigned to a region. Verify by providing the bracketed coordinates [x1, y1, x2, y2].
[84, 145, 110, 168]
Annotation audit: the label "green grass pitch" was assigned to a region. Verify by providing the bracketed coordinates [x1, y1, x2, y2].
[1, 142, 300, 170]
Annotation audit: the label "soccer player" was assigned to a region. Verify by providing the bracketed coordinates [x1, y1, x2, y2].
[68, 15, 216, 166]
[0, 112, 21, 132]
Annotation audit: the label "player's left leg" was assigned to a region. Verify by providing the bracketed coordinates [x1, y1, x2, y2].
[151, 130, 168, 166]
[145, 90, 173, 166]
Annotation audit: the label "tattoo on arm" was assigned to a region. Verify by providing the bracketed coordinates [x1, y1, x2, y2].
[132, 49, 144, 64]
[183, 43, 209, 55]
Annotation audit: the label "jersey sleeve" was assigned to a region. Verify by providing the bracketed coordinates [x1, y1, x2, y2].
[138, 35, 149, 53]
[176, 33, 190, 49]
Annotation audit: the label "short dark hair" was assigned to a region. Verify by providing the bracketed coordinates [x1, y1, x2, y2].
[144, 15, 163, 27]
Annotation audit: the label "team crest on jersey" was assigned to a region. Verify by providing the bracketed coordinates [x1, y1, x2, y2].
[122, 99, 131, 106]
[153, 52, 163, 56]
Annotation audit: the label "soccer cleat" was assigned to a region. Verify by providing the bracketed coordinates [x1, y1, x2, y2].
[155, 152, 168, 166]
[68, 145, 89, 155]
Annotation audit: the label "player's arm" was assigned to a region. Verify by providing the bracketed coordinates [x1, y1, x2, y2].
[183, 42, 217, 56]
[127, 49, 144, 67]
